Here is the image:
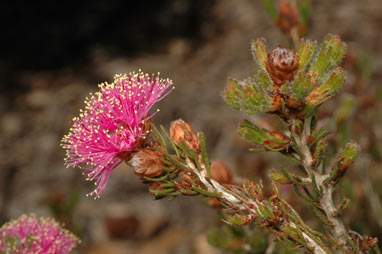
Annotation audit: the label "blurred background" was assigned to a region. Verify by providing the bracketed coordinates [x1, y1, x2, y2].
[0, 0, 381, 253]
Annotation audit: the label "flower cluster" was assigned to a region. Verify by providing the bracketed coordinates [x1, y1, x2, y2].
[0, 214, 79, 254]
[61, 70, 173, 198]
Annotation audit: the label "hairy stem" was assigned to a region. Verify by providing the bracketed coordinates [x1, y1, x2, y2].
[292, 116, 350, 250]
[185, 157, 329, 254]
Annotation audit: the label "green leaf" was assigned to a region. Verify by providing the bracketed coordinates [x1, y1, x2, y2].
[223, 77, 243, 110]
[305, 67, 346, 107]
[336, 140, 360, 171]
[223, 77, 276, 114]
[324, 141, 360, 185]
[192, 185, 222, 198]
[269, 171, 292, 184]
[238, 120, 289, 152]
[162, 152, 188, 170]
[293, 184, 315, 202]
[310, 34, 347, 79]
[150, 123, 167, 152]
[251, 38, 269, 71]
[159, 124, 179, 157]
[282, 72, 316, 105]
[292, 72, 315, 101]
[312, 139, 328, 169]
[252, 70, 273, 93]
[309, 129, 331, 148]
[224, 214, 251, 226]
[260, 206, 275, 220]
[238, 120, 270, 145]
[278, 168, 309, 186]
[144, 174, 169, 182]
[333, 198, 350, 216]
[297, 39, 315, 71]
[150, 188, 176, 197]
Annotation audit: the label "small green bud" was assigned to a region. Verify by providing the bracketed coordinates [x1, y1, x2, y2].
[336, 140, 360, 172]
[269, 171, 292, 184]
[223, 78, 241, 110]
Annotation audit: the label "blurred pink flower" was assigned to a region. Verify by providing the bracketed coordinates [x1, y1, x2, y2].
[0, 214, 79, 254]
[61, 71, 173, 198]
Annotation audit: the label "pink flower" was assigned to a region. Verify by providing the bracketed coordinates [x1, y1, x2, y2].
[61, 71, 173, 198]
[0, 214, 80, 254]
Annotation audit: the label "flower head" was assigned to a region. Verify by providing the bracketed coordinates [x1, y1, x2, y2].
[266, 47, 299, 87]
[0, 214, 80, 254]
[61, 70, 174, 198]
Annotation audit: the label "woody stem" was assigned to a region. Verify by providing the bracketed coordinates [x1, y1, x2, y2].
[292, 116, 351, 251]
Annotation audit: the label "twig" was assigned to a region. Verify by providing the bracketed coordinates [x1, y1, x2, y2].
[292, 116, 351, 250]
[185, 158, 329, 254]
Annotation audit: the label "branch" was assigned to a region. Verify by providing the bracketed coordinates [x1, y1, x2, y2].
[186, 156, 329, 254]
[291, 116, 351, 250]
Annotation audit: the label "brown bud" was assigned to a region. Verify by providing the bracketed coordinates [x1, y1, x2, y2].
[129, 149, 164, 177]
[285, 96, 304, 109]
[149, 182, 164, 193]
[270, 95, 283, 111]
[177, 172, 194, 190]
[276, 1, 299, 34]
[266, 47, 299, 87]
[170, 119, 200, 152]
[306, 135, 315, 144]
[210, 160, 233, 185]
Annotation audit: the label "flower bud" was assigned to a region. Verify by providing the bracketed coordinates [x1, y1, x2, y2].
[177, 172, 194, 190]
[266, 47, 299, 87]
[170, 119, 200, 152]
[210, 160, 233, 185]
[276, 1, 299, 34]
[269, 171, 292, 184]
[270, 95, 283, 112]
[129, 149, 164, 178]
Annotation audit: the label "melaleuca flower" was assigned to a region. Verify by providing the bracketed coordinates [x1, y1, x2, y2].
[0, 214, 79, 254]
[61, 71, 173, 198]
